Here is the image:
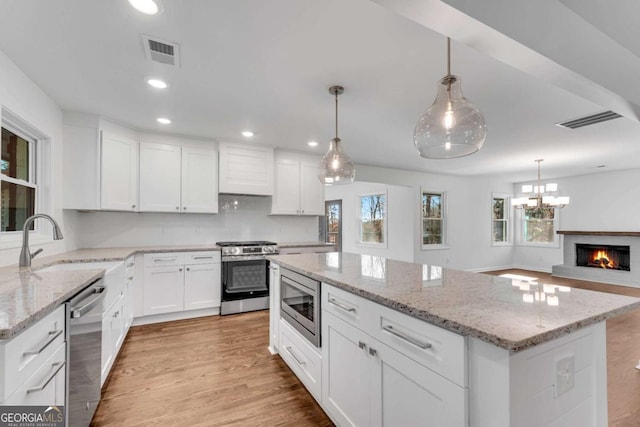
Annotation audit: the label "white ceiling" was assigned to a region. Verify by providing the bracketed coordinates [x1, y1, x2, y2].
[0, 0, 639, 181]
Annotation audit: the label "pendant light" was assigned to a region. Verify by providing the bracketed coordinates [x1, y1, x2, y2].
[413, 37, 487, 159]
[319, 85, 355, 185]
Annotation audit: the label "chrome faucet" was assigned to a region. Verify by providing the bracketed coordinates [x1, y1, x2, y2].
[19, 214, 64, 268]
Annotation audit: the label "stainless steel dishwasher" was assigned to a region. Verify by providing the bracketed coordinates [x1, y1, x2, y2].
[67, 279, 105, 427]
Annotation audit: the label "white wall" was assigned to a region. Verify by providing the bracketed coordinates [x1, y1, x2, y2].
[0, 48, 77, 267]
[353, 165, 515, 271]
[326, 181, 414, 262]
[74, 194, 319, 248]
[512, 168, 640, 271]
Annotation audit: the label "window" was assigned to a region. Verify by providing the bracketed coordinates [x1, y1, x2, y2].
[1, 126, 36, 233]
[422, 191, 444, 247]
[522, 207, 556, 244]
[325, 200, 342, 251]
[492, 194, 511, 245]
[359, 193, 385, 245]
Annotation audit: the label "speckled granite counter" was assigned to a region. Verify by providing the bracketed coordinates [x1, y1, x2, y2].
[268, 252, 640, 352]
[0, 245, 222, 340]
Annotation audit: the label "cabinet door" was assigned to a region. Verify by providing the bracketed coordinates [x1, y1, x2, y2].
[101, 131, 138, 211]
[125, 275, 134, 329]
[269, 264, 281, 352]
[322, 312, 371, 427]
[272, 159, 301, 214]
[139, 142, 182, 212]
[184, 263, 221, 310]
[300, 161, 325, 215]
[143, 266, 185, 315]
[181, 147, 218, 213]
[370, 340, 467, 427]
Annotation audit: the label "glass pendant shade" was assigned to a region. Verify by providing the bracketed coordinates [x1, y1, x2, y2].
[319, 138, 355, 185]
[414, 75, 487, 159]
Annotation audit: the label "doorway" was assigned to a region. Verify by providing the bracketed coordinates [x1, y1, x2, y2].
[325, 200, 342, 252]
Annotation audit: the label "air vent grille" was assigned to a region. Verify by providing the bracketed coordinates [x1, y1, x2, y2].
[556, 110, 622, 129]
[141, 35, 180, 67]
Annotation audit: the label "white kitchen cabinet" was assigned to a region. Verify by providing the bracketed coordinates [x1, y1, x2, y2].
[124, 256, 135, 330]
[322, 311, 466, 427]
[139, 143, 218, 213]
[101, 131, 139, 211]
[101, 291, 126, 386]
[279, 319, 322, 400]
[268, 263, 281, 354]
[139, 142, 182, 212]
[219, 142, 274, 195]
[141, 251, 221, 318]
[181, 146, 218, 213]
[184, 263, 221, 310]
[271, 155, 324, 215]
[143, 265, 185, 316]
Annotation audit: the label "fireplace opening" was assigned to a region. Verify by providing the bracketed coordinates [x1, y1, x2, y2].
[576, 244, 630, 271]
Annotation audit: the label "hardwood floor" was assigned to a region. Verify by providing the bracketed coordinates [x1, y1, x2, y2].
[488, 269, 640, 427]
[94, 271, 640, 426]
[91, 311, 332, 427]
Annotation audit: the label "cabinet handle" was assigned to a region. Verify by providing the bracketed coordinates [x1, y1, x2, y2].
[358, 341, 367, 350]
[193, 256, 213, 260]
[176, 206, 179, 210]
[286, 346, 306, 366]
[186, 267, 190, 271]
[382, 325, 433, 350]
[132, 204, 136, 209]
[128, 276, 134, 280]
[113, 310, 120, 318]
[154, 257, 176, 262]
[269, 265, 278, 270]
[183, 207, 187, 211]
[329, 298, 356, 314]
[27, 361, 65, 394]
[179, 268, 183, 272]
[23, 329, 63, 357]
[126, 263, 134, 267]
[368, 347, 377, 357]
[301, 210, 305, 214]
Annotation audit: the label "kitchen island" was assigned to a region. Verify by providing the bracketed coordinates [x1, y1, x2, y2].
[267, 252, 640, 427]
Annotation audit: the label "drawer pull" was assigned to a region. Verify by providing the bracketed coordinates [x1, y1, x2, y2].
[383, 325, 432, 350]
[329, 298, 356, 314]
[128, 276, 134, 280]
[286, 346, 306, 366]
[358, 341, 367, 350]
[126, 263, 134, 267]
[369, 347, 377, 357]
[193, 256, 214, 260]
[154, 257, 177, 262]
[23, 329, 63, 357]
[27, 361, 65, 394]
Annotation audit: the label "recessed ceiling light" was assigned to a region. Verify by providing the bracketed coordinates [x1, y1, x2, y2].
[157, 117, 171, 124]
[128, 0, 163, 15]
[147, 78, 168, 89]
[307, 141, 318, 147]
[242, 131, 254, 137]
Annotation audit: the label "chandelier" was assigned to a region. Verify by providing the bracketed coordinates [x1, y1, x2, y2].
[511, 159, 570, 209]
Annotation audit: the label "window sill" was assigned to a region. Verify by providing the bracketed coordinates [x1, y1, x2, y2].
[0, 233, 54, 250]
[421, 244, 449, 251]
[357, 242, 388, 249]
[491, 242, 514, 247]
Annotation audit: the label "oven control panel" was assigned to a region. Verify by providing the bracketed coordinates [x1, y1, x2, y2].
[221, 246, 278, 256]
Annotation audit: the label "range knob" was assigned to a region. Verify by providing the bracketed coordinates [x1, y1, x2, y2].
[263, 246, 275, 253]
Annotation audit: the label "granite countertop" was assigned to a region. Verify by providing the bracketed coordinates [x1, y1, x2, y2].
[268, 252, 640, 352]
[0, 245, 222, 340]
[278, 241, 336, 248]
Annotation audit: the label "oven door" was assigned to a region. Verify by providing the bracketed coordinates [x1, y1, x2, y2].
[280, 275, 319, 346]
[222, 258, 269, 301]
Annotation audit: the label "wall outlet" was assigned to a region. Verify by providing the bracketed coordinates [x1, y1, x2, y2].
[554, 355, 575, 398]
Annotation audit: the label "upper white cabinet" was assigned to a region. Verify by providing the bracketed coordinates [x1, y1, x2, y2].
[139, 142, 218, 213]
[219, 142, 274, 195]
[101, 132, 139, 211]
[271, 153, 324, 215]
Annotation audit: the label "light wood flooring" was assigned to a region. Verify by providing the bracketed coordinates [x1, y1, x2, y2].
[93, 270, 640, 427]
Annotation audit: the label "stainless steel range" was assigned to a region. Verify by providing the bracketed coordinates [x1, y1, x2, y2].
[217, 241, 278, 315]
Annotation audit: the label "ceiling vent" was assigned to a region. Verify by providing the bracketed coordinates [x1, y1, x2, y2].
[142, 35, 180, 67]
[556, 110, 622, 129]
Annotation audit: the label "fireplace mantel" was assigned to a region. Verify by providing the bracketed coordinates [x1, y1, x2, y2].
[557, 231, 640, 237]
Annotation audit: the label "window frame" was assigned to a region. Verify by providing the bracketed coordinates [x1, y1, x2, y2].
[420, 189, 447, 251]
[515, 205, 560, 248]
[357, 190, 387, 248]
[0, 107, 51, 248]
[491, 193, 512, 247]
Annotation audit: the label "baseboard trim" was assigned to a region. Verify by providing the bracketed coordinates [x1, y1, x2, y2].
[132, 307, 220, 326]
[509, 264, 553, 274]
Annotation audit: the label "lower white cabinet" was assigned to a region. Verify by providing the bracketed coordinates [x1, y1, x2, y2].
[142, 251, 221, 317]
[124, 256, 135, 329]
[279, 319, 322, 400]
[322, 311, 467, 427]
[102, 291, 127, 386]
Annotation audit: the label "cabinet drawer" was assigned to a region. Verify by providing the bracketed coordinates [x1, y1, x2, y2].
[184, 251, 220, 265]
[279, 319, 321, 400]
[3, 341, 66, 406]
[322, 284, 375, 334]
[0, 305, 66, 402]
[371, 303, 467, 387]
[144, 252, 184, 267]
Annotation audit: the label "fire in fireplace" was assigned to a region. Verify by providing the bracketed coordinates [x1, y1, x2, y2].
[575, 244, 630, 271]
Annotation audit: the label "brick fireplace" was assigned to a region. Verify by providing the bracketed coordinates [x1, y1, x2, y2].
[552, 231, 640, 287]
